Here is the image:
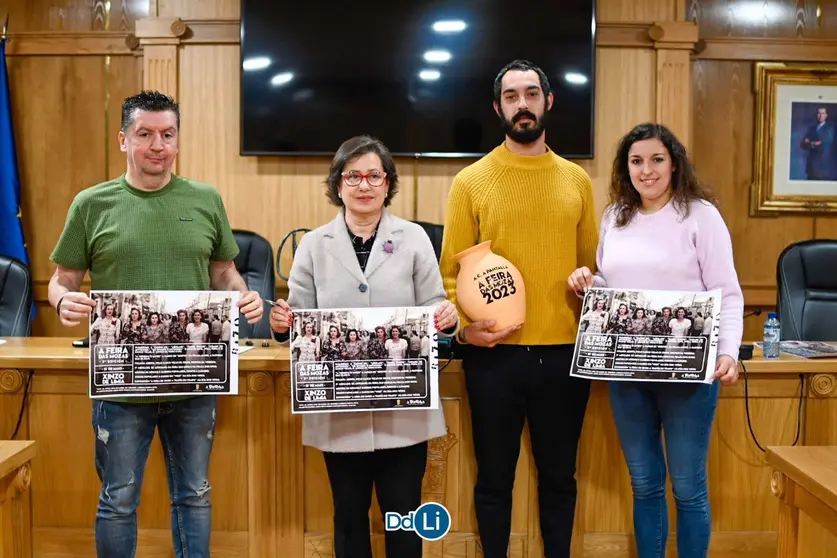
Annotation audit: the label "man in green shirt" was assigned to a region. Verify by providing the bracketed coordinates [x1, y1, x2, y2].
[47, 90, 264, 558]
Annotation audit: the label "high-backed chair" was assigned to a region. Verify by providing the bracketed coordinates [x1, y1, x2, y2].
[412, 221, 444, 262]
[0, 255, 33, 336]
[232, 230, 275, 339]
[276, 228, 311, 281]
[776, 239, 837, 341]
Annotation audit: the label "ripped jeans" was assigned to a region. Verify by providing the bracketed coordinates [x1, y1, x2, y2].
[92, 396, 217, 558]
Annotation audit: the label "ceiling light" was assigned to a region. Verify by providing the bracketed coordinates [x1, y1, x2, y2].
[432, 20, 466, 33]
[564, 72, 588, 85]
[423, 50, 451, 63]
[271, 72, 294, 86]
[419, 69, 441, 81]
[243, 57, 271, 71]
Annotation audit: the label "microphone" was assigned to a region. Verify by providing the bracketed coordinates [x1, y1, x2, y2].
[743, 308, 762, 319]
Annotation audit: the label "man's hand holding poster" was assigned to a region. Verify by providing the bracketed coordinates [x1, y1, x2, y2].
[570, 287, 721, 383]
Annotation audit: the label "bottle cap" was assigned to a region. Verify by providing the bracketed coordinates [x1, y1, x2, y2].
[768, 312, 777, 319]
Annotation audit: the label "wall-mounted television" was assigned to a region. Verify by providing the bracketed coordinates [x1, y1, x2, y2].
[240, 0, 596, 158]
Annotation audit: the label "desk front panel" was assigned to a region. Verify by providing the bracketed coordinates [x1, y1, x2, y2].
[2, 342, 837, 557]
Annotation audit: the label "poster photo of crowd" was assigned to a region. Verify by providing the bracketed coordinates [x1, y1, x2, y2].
[88, 290, 240, 398]
[570, 287, 721, 383]
[288, 306, 438, 414]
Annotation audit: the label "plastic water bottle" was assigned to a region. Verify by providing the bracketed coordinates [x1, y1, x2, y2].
[763, 312, 781, 359]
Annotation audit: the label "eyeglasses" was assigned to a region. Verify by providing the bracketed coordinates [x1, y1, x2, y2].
[341, 170, 387, 187]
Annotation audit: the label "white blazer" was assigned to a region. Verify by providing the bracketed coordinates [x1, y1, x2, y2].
[285, 208, 457, 453]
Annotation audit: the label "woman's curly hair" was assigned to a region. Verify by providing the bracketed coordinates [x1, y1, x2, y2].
[609, 123, 716, 227]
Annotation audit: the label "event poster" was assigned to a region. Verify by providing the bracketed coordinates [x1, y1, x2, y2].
[570, 287, 721, 383]
[88, 290, 240, 398]
[289, 306, 438, 413]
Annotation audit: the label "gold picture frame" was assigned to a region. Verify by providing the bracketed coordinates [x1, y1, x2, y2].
[751, 62, 837, 216]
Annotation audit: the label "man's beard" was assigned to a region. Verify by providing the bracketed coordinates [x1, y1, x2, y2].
[500, 109, 548, 144]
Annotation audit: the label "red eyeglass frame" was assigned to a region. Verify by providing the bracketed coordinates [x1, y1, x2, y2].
[341, 171, 387, 186]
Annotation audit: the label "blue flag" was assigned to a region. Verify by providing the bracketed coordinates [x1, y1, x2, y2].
[0, 38, 35, 320]
[0, 38, 29, 267]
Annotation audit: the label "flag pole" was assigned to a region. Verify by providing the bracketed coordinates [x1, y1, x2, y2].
[1, 14, 8, 41]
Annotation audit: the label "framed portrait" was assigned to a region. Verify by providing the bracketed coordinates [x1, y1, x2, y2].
[752, 62, 837, 215]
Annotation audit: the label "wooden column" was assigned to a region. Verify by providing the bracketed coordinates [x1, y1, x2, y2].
[0, 441, 36, 558]
[134, 16, 187, 174]
[649, 21, 699, 149]
[770, 470, 799, 558]
[134, 17, 185, 98]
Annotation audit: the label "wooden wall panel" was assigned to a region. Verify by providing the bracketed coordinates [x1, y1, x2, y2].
[688, 0, 837, 38]
[597, 0, 677, 22]
[157, 0, 238, 19]
[1, 0, 149, 32]
[6, 52, 139, 337]
[691, 59, 816, 335]
[9, 55, 109, 282]
[108, 55, 145, 177]
[414, 160, 464, 225]
[656, 48, 693, 149]
[577, 48, 657, 217]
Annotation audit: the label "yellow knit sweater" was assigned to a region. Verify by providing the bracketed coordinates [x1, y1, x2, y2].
[439, 143, 599, 346]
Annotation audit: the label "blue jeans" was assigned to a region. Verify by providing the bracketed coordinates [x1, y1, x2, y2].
[91, 396, 217, 558]
[608, 380, 719, 558]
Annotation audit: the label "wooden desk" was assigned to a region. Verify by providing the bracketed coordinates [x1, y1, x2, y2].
[767, 446, 837, 558]
[2, 337, 837, 557]
[0, 441, 36, 558]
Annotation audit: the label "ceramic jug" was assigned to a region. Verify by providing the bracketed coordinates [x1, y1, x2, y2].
[454, 241, 525, 332]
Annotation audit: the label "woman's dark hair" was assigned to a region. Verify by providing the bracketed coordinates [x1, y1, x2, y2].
[147, 312, 160, 326]
[610, 123, 716, 227]
[325, 135, 399, 207]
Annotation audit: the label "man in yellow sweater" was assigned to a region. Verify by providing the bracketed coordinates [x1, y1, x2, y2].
[439, 60, 599, 558]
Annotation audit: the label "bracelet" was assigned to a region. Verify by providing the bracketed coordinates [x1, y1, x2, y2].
[56, 293, 70, 316]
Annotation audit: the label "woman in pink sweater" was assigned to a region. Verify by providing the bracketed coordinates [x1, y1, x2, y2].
[568, 123, 743, 558]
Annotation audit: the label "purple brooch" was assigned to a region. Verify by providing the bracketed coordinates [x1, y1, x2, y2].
[383, 240, 394, 254]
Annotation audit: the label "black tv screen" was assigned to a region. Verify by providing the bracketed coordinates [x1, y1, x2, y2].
[240, 0, 596, 158]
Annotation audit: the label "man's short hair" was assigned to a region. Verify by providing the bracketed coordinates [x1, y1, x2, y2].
[121, 90, 180, 132]
[493, 60, 552, 104]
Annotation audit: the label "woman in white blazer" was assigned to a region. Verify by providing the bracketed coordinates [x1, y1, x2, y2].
[269, 135, 459, 558]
